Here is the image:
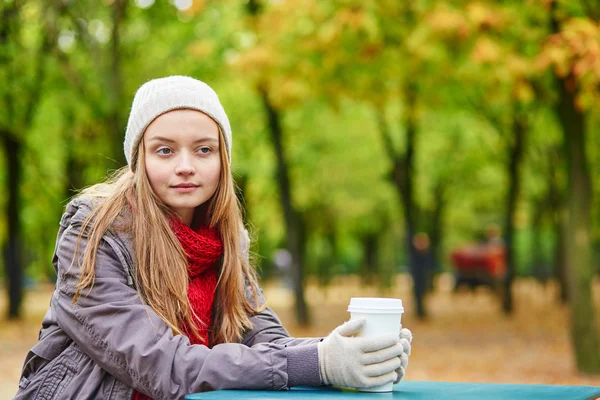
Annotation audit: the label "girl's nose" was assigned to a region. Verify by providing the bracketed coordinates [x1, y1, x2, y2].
[174, 153, 195, 175]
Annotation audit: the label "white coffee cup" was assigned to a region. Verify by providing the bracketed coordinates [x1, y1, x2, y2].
[347, 297, 404, 393]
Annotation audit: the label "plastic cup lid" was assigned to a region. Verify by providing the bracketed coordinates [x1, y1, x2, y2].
[347, 297, 404, 314]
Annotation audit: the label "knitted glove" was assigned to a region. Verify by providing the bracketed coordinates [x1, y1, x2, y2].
[393, 328, 413, 384]
[318, 319, 403, 389]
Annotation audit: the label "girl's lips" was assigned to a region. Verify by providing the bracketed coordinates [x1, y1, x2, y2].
[171, 184, 198, 193]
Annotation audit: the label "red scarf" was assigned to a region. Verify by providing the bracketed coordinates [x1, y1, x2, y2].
[132, 217, 223, 400]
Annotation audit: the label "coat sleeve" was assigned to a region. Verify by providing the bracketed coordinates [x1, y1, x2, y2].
[242, 287, 322, 348]
[52, 223, 318, 400]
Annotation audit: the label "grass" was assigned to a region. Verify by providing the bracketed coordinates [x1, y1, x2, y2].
[1, 274, 599, 398]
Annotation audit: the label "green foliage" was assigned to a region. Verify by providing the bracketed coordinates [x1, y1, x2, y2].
[1, 0, 599, 287]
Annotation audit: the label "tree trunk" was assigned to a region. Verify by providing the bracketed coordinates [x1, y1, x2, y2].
[553, 208, 569, 303]
[378, 84, 424, 318]
[547, 149, 568, 302]
[530, 197, 546, 283]
[244, 0, 308, 324]
[549, 5, 600, 372]
[502, 110, 527, 314]
[259, 89, 309, 325]
[2, 132, 23, 319]
[1, 1, 48, 319]
[395, 84, 425, 318]
[428, 183, 446, 292]
[108, 0, 127, 167]
[318, 223, 336, 289]
[556, 75, 600, 373]
[361, 233, 378, 286]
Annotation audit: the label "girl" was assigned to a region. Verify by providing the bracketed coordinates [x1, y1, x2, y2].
[14, 76, 412, 400]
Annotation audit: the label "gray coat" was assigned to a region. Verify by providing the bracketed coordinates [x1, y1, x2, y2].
[13, 197, 321, 400]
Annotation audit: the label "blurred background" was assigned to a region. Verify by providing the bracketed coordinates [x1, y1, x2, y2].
[1, 0, 600, 396]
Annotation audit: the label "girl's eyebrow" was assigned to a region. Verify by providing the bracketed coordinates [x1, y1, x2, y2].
[193, 137, 219, 145]
[147, 136, 219, 145]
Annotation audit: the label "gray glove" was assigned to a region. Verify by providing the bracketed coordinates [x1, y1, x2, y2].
[394, 328, 413, 384]
[318, 319, 403, 389]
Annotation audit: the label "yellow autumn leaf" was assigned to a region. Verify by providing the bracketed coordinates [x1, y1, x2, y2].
[467, 2, 488, 26]
[231, 45, 274, 79]
[544, 45, 571, 77]
[270, 78, 311, 108]
[562, 17, 598, 38]
[513, 80, 534, 104]
[426, 6, 469, 36]
[183, 0, 206, 15]
[187, 39, 215, 58]
[317, 21, 341, 47]
[466, 2, 505, 31]
[471, 36, 502, 63]
[362, 11, 380, 41]
[506, 54, 530, 78]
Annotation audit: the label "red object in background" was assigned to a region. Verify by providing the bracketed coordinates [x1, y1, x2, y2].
[450, 244, 506, 278]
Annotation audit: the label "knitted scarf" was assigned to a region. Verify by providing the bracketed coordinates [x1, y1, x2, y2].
[132, 217, 223, 400]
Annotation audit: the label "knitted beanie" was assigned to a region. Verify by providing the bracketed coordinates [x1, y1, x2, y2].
[124, 76, 232, 169]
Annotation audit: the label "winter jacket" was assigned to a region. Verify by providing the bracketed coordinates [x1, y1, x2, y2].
[13, 196, 321, 400]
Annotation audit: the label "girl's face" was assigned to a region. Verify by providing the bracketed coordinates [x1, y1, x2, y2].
[143, 109, 221, 226]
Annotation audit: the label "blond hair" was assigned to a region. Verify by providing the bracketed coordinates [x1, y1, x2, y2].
[72, 128, 262, 345]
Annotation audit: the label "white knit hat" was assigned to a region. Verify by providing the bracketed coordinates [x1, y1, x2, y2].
[124, 76, 232, 169]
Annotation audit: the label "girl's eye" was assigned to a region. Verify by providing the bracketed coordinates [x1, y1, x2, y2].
[198, 147, 212, 154]
[157, 147, 172, 155]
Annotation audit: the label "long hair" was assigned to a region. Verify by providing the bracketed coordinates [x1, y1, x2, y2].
[72, 126, 262, 345]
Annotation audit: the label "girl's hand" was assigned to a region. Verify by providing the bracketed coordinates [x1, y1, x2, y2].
[394, 328, 413, 384]
[317, 319, 403, 389]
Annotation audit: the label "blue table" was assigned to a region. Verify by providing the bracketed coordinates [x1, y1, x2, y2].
[186, 381, 600, 400]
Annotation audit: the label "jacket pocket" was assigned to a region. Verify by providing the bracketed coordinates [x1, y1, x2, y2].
[32, 344, 78, 400]
[15, 350, 51, 392]
[13, 333, 74, 400]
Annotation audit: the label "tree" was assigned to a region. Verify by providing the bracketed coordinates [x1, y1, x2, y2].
[537, 0, 600, 372]
[523, 113, 568, 299]
[238, 0, 446, 318]
[238, 0, 311, 324]
[424, 0, 557, 313]
[48, 0, 129, 169]
[0, 0, 52, 318]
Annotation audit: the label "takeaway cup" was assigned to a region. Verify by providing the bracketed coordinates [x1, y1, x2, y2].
[347, 297, 404, 393]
